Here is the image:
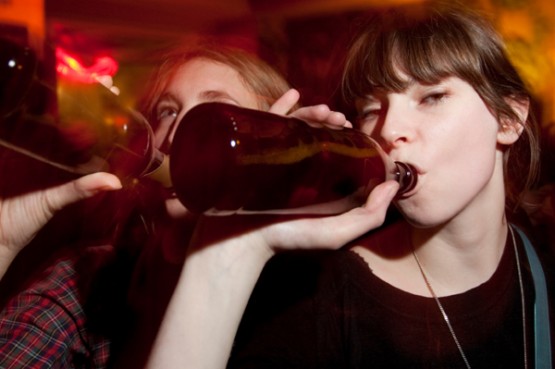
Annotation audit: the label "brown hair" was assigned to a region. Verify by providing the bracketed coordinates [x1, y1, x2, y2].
[341, 2, 540, 211]
[139, 41, 292, 131]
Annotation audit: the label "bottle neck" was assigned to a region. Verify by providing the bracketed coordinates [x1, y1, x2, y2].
[144, 150, 172, 188]
[394, 161, 417, 195]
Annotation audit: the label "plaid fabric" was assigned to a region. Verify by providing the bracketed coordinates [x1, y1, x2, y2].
[0, 247, 114, 369]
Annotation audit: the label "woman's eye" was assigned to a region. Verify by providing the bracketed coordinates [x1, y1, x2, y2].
[357, 107, 381, 122]
[156, 106, 179, 123]
[421, 92, 447, 105]
[356, 108, 381, 135]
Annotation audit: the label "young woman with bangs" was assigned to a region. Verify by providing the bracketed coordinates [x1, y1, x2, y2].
[145, 3, 553, 369]
[11, 2, 539, 368]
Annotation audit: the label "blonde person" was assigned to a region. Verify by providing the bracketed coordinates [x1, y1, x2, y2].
[0, 41, 353, 369]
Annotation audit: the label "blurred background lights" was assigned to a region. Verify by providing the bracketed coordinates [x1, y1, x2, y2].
[55, 47, 118, 84]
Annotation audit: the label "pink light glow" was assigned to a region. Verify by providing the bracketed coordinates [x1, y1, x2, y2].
[56, 47, 118, 83]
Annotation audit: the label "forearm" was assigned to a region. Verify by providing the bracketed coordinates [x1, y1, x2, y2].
[145, 233, 273, 369]
[0, 246, 17, 281]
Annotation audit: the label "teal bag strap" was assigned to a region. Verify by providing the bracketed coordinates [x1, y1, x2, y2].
[514, 226, 552, 369]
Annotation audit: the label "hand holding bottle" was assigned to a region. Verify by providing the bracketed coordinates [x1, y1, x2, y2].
[185, 88, 400, 251]
[147, 177, 398, 369]
[269, 88, 352, 129]
[0, 172, 121, 279]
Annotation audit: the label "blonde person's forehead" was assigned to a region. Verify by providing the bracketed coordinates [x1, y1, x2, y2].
[164, 59, 261, 108]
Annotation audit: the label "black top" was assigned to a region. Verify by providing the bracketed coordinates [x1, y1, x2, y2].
[229, 229, 553, 368]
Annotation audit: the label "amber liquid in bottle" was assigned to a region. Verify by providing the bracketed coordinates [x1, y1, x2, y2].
[170, 102, 416, 215]
[0, 36, 165, 188]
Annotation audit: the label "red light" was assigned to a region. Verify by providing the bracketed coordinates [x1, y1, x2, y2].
[56, 47, 118, 83]
[113, 114, 130, 127]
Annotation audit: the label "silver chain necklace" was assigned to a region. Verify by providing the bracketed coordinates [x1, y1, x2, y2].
[411, 225, 527, 369]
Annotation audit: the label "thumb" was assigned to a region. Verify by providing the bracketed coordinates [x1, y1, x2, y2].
[44, 172, 122, 212]
[269, 89, 300, 116]
[317, 180, 400, 247]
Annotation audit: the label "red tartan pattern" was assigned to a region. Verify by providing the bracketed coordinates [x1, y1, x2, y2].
[0, 253, 112, 369]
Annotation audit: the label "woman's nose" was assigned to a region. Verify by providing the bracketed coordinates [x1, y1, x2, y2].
[378, 102, 412, 150]
[166, 110, 190, 147]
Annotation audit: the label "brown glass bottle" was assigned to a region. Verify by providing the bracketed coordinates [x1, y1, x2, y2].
[0, 36, 165, 188]
[170, 102, 417, 215]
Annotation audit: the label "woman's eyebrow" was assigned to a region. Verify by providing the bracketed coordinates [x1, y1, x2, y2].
[200, 90, 239, 103]
[155, 92, 179, 107]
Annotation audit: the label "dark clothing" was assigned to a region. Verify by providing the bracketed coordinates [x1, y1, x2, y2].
[229, 229, 554, 368]
[0, 182, 191, 369]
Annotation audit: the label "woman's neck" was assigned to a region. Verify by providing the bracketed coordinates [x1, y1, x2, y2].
[409, 216, 509, 296]
[350, 216, 510, 297]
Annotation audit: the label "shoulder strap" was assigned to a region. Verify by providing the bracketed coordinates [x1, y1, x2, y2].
[514, 225, 552, 369]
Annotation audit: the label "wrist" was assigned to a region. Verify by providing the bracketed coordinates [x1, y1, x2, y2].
[0, 244, 19, 280]
[186, 231, 274, 280]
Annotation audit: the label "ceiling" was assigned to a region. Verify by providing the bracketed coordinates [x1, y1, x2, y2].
[44, 0, 416, 63]
[45, 0, 251, 62]
[41, 0, 428, 109]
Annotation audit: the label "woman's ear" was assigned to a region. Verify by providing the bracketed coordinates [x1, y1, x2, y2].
[497, 96, 529, 145]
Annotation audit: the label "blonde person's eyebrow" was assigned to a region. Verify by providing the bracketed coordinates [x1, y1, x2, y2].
[199, 90, 239, 104]
[155, 92, 179, 108]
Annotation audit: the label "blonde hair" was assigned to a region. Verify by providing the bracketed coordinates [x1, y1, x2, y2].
[139, 41, 292, 131]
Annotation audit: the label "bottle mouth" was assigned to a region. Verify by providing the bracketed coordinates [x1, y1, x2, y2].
[144, 151, 172, 188]
[394, 161, 417, 196]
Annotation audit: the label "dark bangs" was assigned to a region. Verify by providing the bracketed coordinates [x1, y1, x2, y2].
[342, 5, 501, 103]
